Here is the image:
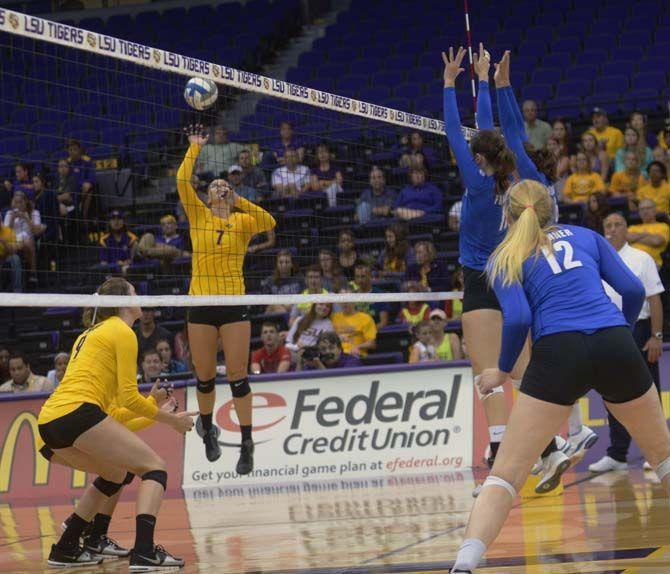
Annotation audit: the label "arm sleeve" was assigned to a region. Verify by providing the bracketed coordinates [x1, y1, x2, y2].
[235, 196, 276, 235]
[176, 144, 208, 221]
[595, 233, 645, 326]
[476, 81, 494, 130]
[493, 279, 532, 372]
[285, 318, 300, 348]
[443, 88, 488, 192]
[115, 334, 159, 419]
[108, 396, 157, 431]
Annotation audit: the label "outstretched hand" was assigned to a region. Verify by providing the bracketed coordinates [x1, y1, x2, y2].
[494, 50, 511, 87]
[183, 123, 209, 146]
[442, 47, 466, 87]
[472, 42, 490, 81]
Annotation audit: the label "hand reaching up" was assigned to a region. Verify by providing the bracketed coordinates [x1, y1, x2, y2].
[494, 50, 511, 88]
[442, 47, 467, 88]
[472, 42, 490, 81]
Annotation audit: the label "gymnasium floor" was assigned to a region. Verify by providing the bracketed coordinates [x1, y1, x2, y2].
[1, 467, 669, 573]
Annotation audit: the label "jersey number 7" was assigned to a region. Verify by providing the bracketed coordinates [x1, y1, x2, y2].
[543, 240, 583, 275]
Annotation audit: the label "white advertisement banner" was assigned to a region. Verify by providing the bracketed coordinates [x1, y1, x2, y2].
[183, 365, 473, 488]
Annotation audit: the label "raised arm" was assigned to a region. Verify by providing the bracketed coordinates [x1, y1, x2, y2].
[235, 195, 277, 236]
[493, 279, 532, 373]
[177, 125, 209, 220]
[473, 43, 494, 130]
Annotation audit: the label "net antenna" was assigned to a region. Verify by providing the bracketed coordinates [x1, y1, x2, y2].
[463, 0, 478, 125]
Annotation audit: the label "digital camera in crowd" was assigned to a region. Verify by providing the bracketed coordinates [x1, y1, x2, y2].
[301, 346, 321, 361]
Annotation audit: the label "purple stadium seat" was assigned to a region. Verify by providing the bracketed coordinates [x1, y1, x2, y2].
[394, 83, 423, 99]
[556, 80, 591, 99]
[521, 84, 554, 103]
[633, 72, 667, 91]
[547, 97, 583, 120]
[359, 86, 391, 103]
[350, 59, 379, 76]
[532, 68, 563, 85]
[594, 75, 629, 94]
[374, 70, 405, 88]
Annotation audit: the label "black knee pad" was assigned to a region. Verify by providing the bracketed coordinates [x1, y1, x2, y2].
[141, 470, 167, 491]
[229, 377, 251, 398]
[197, 377, 216, 394]
[93, 476, 124, 497]
[123, 472, 135, 485]
[39, 444, 54, 461]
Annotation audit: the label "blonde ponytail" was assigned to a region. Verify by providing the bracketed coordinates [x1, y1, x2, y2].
[487, 180, 555, 286]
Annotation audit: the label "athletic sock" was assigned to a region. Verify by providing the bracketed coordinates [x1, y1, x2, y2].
[452, 538, 486, 572]
[541, 438, 558, 458]
[134, 514, 156, 555]
[241, 424, 252, 442]
[490, 441, 500, 459]
[57, 513, 89, 550]
[200, 413, 213, 432]
[89, 513, 111, 540]
[489, 425, 505, 459]
[568, 403, 583, 436]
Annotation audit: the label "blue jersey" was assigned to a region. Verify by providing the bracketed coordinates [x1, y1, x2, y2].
[497, 86, 559, 222]
[493, 225, 645, 372]
[444, 83, 505, 270]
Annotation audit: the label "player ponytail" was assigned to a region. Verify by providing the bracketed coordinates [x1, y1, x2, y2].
[82, 277, 132, 327]
[487, 180, 555, 286]
[470, 130, 516, 195]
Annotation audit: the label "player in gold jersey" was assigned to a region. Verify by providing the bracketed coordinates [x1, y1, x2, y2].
[177, 125, 276, 467]
[37, 278, 195, 570]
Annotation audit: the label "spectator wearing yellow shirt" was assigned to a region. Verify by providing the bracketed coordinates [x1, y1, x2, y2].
[637, 162, 670, 215]
[585, 107, 624, 159]
[657, 118, 670, 150]
[563, 152, 606, 203]
[609, 151, 647, 199]
[331, 287, 377, 357]
[628, 199, 670, 267]
[0, 219, 21, 292]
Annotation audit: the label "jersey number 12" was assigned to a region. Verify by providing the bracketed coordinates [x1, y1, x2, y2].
[543, 240, 583, 275]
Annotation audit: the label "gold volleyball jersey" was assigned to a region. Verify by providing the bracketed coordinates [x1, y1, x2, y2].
[177, 144, 276, 295]
[38, 317, 158, 425]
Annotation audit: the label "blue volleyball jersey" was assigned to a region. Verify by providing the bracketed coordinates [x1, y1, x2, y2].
[493, 224, 645, 372]
[444, 85, 506, 270]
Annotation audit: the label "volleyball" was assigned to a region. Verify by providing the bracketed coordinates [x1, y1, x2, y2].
[184, 77, 218, 110]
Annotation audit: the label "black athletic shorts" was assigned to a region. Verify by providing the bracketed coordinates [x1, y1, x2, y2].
[38, 402, 107, 450]
[462, 266, 501, 313]
[521, 326, 653, 406]
[187, 305, 249, 328]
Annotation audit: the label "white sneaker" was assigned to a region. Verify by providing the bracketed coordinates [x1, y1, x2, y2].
[555, 435, 569, 453]
[643, 461, 653, 471]
[588, 456, 628, 473]
[472, 484, 482, 498]
[566, 425, 598, 462]
[530, 458, 543, 475]
[536, 450, 571, 494]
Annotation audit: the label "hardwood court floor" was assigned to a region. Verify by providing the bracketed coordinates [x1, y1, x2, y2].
[1, 468, 670, 573]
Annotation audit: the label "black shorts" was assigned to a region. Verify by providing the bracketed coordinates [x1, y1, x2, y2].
[38, 403, 107, 450]
[521, 327, 653, 406]
[462, 266, 501, 313]
[188, 305, 249, 328]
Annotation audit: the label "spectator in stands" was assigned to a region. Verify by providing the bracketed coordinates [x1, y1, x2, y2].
[297, 331, 362, 371]
[652, 145, 670, 177]
[585, 107, 624, 160]
[448, 200, 462, 231]
[97, 209, 137, 275]
[629, 111, 657, 149]
[406, 240, 450, 292]
[628, 199, 670, 267]
[398, 281, 431, 326]
[393, 167, 443, 220]
[156, 338, 187, 374]
[309, 143, 343, 207]
[552, 119, 573, 155]
[563, 152, 606, 204]
[615, 127, 653, 176]
[318, 249, 345, 291]
[522, 100, 552, 150]
[609, 151, 647, 206]
[174, 325, 192, 370]
[227, 164, 260, 202]
[355, 167, 397, 225]
[378, 222, 415, 277]
[250, 322, 292, 374]
[399, 131, 437, 169]
[32, 173, 61, 247]
[55, 159, 80, 244]
[546, 136, 570, 199]
[408, 320, 437, 363]
[139, 349, 163, 384]
[0, 217, 21, 292]
[271, 148, 311, 198]
[238, 149, 268, 194]
[286, 303, 335, 359]
[3, 163, 35, 201]
[638, 162, 670, 215]
[657, 118, 670, 151]
[0, 352, 54, 393]
[196, 125, 244, 181]
[3, 191, 45, 286]
[289, 265, 328, 326]
[428, 308, 463, 361]
[137, 214, 189, 271]
[65, 139, 96, 219]
[584, 192, 610, 235]
[351, 261, 390, 328]
[134, 308, 174, 357]
[270, 121, 305, 165]
[578, 132, 610, 182]
[262, 249, 304, 313]
[331, 286, 377, 357]
[337, 229, 359, 280]
[0, 347, 10, 382]
[46, 352, 69, 388]
[444, 267, 464, 320]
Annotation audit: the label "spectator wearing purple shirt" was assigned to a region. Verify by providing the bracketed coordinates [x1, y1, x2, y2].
[3, 163, 36, 203]
[138, 214, 189, 272]
[309, 143, 343, 207]
[399, 131, 438, 169]
[406, 240, 450, 293]
[270, 121, 306, 165]
[65, 139, 96, 219]
[394, 167, 443, 220]
[297, 331, 363, 371]
[96, 209, 137, 275]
